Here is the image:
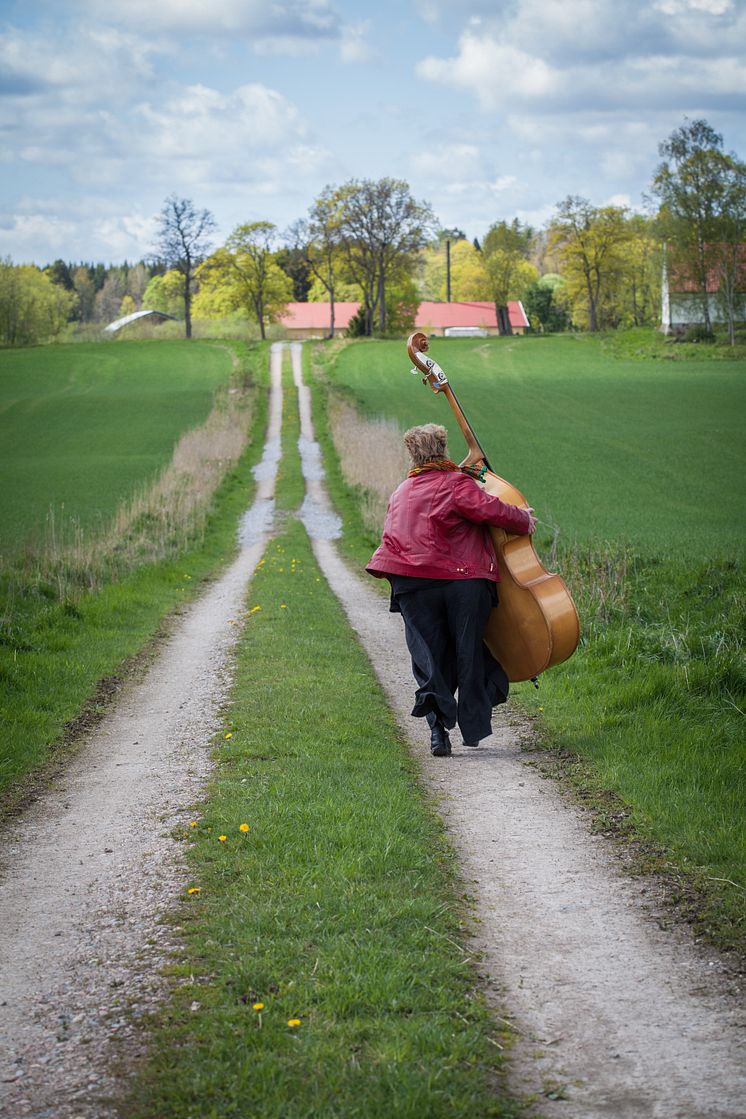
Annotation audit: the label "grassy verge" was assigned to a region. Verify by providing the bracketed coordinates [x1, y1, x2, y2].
[520, 545, 746, 957]
[0, 342, 269, 810]
[127, 514, 520, 1119]
[306, 337, 746, 961]
[305, 342, 383, 575]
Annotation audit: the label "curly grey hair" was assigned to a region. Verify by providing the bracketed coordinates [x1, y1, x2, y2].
[403, 423, 449, 468]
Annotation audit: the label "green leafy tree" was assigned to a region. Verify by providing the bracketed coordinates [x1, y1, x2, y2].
[420, 238, 489, 301]
[652, 119, 743, 333]
[142, 270, 185, 317]
[71, 266, 96, 322]
[549, 197, 631, 331]
[523, 274, 570, 333]
[0, 259, 77, 345]
[482, 220, 537, 332]
[274, 246, 311, 302]
[197, 222, 292, 340]
[337, 178, 435, 335]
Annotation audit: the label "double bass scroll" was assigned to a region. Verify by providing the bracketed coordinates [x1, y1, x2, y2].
[407, 331, 580, 683]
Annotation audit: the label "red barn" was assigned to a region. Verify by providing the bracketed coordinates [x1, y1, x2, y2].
[278, 300, 529, 339]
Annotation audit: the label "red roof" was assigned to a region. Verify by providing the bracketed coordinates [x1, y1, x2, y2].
[668, 245, 746, 293]
[416, 300, 529, 330]
[279, 301, 360, 329]
[279, 300, 529, 331]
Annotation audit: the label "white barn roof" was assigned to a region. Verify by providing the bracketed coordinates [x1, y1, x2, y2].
[104, 309, 177, 333]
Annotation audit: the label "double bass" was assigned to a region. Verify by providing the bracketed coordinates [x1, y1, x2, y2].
[407, 331, 579, 683]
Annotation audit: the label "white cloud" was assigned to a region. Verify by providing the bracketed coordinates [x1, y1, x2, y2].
[78, 0, 340, 38]
[417, 34, 560, 111]
[339, 21, 376, 64]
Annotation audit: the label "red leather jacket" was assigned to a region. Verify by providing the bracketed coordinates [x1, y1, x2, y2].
[367, 470, 532, 583]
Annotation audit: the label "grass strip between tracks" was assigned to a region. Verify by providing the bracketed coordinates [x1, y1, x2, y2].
[127, 475, 520, 1115]
[0, 342, 269, 810]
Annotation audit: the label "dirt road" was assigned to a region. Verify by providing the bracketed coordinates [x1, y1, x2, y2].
[1, 342, 743, 1118]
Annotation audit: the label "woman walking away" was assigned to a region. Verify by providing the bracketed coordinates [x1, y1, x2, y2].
[367, 424, 536, 757]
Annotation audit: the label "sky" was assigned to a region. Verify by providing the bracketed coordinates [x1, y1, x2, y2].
[1, 0, 745, 265]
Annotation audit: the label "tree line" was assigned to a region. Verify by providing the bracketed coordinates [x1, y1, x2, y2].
[1, 118, 743, 346]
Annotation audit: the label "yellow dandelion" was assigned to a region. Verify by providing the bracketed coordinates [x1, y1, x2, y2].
[187, 887, 201, 895]
[249, 605, 262, 614]
[239, 823, 250, 833]
[538, 706, 544, 712]
[287, 1018, 301, 1028]
[224, 732, 233, 739]
[252, 1002, 264, 1011]
[218, 835, 227, 843]
[280, 604, 287, 609]
[189, 821, 197, 828]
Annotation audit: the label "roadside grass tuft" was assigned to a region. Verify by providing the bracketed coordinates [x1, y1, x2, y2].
[126, 518, 520, 1119]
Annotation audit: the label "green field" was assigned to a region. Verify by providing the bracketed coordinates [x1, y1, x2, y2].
[315, 334, 746, 952]
[326, 334, 746, 556]
[0, 339, 267, 805]
[0, 340, 234, 553]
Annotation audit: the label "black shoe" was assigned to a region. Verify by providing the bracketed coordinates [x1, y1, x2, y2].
[464, 740, 479, 748]
[430, 721, 451, 757]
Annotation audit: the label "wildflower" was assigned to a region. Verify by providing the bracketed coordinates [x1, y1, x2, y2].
[239, 823, 250, 833]
[249, 605, 262, 614]
[189, 821, 197, 828]
[252, 1002, 264, 1011]
[280, 604, 287, 609]
[538, 706, 544, 713]
[187, 887, 201, 895]
[218, 835, 227, 843]
[224, 732, 233, 739]
[287, 1018, 301, 1028]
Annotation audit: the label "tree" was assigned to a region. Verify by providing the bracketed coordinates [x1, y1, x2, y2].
[274, 246, 311, 302]
[620, 216, 661, 328]
[482, 220, 537, 332]
[549, 197, 631, 331]
[127, 261, 150, 307]
[152, 195, 216, 338]
[482, 219, 534, 260]
[711, 159, 746, 344]
[523, 274, 570, 333]
[652, 119, 741, 333]
[0, 259, 76, 345]
[288, 187, 346, 337]
[46, 260, 74, 291]
[93, 269, 126, 323]
[142, 270, 185, 318]
[420, 238, 489, 301]
[198, 222, 292, 340]
[71, 266, 96, 322]
[337, 178, 435, 334]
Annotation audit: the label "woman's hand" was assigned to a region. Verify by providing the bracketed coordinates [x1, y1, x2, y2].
[525, 507, 537, 534]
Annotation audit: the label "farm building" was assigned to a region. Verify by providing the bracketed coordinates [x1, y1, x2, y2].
[278, 300, 528, 339]
[660, 245, 746, 334]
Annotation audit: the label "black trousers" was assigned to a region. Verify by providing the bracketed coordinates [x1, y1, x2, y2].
[393, 579, 509, 744]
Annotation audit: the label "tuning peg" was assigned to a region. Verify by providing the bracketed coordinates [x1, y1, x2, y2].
[410, 366, 420, 376]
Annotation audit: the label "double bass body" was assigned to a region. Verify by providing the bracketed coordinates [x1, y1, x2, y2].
[480, 469, 580, 682]
[406, 331, 580, 683]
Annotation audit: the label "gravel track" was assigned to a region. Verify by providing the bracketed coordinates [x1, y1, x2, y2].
[1, 341, 743, 1119]
[290, 342, 746, 1119]
[0, 344, 284, 1118]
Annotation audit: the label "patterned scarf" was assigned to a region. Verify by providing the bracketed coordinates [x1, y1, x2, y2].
[408, 457, 487, 482]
